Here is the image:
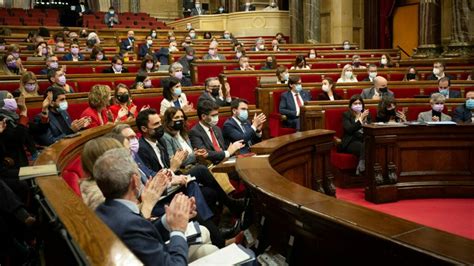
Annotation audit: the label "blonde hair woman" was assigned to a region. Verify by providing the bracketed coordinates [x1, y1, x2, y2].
[17, 71, 39, 97]
[337, 64, 358, 83]
[80, 84, 113, 129]
[417, 93, 452, 122]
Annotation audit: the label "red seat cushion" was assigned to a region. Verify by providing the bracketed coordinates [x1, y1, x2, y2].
[227, 76, 258, 104]
[132, 95, 163, 111]
[331, 149, 358, 170]
[61, 155, 84, 197]
[68, 102, 89, 120]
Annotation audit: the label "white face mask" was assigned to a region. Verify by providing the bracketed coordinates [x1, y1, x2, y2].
[433, 68, 441, 75]
[147, 40, 152, 46]
[309, 53, 316, 59]
[343, 44, 350, 50]
[344, 71, 353, 79]
[369, 72, 377, 79]
[322, 84, 330, 92]
[209, 115, 219, 126]
[381, 58, 388, 65]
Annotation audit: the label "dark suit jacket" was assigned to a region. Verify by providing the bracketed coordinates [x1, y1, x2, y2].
[138, 44, 154, 59]
[102, 67, 129, 74]
[197, 91, 229, 107]
[138, 137, 171, 173]
[430, 89, 461, 99]
[178, 56, 193, 76]
[95, 199, 187, 266]
[240, 4, 256, 11]
[279, 90, 311, 129]
[222, 117, 261, 154]
[427, 73, 454, 81]
[62, 53, 84, 61]
[190, 7, 207, 16]
[120, 38, 135, 51]
[34, 110, 74, 146]
[317, 92, 342, 101]
[189, 122, 227, 164]
[40, 67, 53, 75]
[340, 110, 372, 151]
[453, 104, 473, 123]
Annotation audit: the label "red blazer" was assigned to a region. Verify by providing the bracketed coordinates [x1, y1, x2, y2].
[80, 107, 110, 129]
[109, 103, 138, 122]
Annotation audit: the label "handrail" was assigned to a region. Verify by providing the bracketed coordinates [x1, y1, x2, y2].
[397, 45, 411, 57]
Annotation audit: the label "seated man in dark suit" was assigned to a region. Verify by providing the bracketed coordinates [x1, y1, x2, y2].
[240, 1, 256, 11]
[360, 76, 394, 100]
[39, 55, 59, 75]
[62, 41, 84, 61]
[120, 31, 135, 52]
[434, 77, 461, 99]
[136, 108, 246, 219]
[138, 35, 155, 59]
[362, 64, 377, 82]
[189, 100, 245, 164]
[197, 77, 232, 107]
[102, 55, 129, 74]
[94, 148, 218, 265]
[34, 87, 90, 146]
[223, 99, 265, 154]
[190, 1, 207, 16]
[427, 61, 454, 80]
[453, 90, 474, 123]
[279, 75, 312, 130]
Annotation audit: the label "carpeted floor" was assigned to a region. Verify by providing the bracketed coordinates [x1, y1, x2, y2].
[336, 187, 474, 240]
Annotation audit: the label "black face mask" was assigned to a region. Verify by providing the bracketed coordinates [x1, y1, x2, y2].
[116, 94, 129, 103]
[211, 89, 220, 97]
[379, 87, 388, 93]
[266, 62, 273, 68]
[129, 37, 135, 41]
[353, 62, 360, 67]
[406, 73, 416, 80]
[172, 120, 184, 131]
[150, 126, 164, 140]
[386, 109, 396, 116]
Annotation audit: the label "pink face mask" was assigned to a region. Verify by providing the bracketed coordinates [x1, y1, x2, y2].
[3, 98, 18, 112]
[208, 49, 216, 56]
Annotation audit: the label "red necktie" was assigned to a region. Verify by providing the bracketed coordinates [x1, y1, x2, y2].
[209, 127, 221, 151]
[295, 93, 303, 107]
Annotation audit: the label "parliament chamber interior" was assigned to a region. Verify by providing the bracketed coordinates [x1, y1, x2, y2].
[0, 0, 473, 265]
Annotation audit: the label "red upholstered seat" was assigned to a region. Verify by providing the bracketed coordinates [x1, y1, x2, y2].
[269, 90, 297, 137]
[300, 74, 322, 83]
[186, 93, 201, 107]
[27, 66, 43, 75]
[392, 87, 421, 98]
[69, 102, 90, 120]
[61, 155, 84, 197]
[76, 80, 114, 92]
[423, 87, 439, 96]
[227, 76, 258, 104]
[132, 95, 163, 111]
[405, 106, 429, 121]
[331, 149, 358, 170]
[388, 73, 405, 81]
[195, 65, 227, 84]
[320, 73, 340, 81]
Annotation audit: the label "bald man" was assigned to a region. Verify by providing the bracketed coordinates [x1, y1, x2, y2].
[202, 43, 226, 60]
[360, 76, 394, 100]
[120, 31, 135, 52]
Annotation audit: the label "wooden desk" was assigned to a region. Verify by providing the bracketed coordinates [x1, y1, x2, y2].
[235, 129, 474, 264]
[364, 124, 474, 203]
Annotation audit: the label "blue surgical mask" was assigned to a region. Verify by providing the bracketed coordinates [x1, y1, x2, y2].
[295, 84, 303, 92]
[238, 110, 248, 121]
[439, 89, 449, 96]
[173, 87, 182, 97]
[466, 99, 474, 110]
[58, 100, 68, 111]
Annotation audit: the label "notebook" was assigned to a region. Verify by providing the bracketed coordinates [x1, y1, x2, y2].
[19, 164, 58, 180]
[189, 243, 254, 266]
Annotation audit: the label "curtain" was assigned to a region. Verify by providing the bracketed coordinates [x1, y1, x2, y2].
[378, 0, 396, 48]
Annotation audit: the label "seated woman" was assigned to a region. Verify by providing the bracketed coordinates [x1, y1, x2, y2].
[261, 56, 277, 70]
[2, 52, 26, 75]
[160, 77, 193, 115]
[402, 66, 419, 81]
[138, 54, 158, 74]
[339, 95, 371, 174]
[290, 55, 310, 70]
[14, 71, 39, 98]
[376, 96, 407, 123]
[80, 84, 113, 128]
[337, 64, 358, 83]
[130, 72, 153, 90]
[417, 93, 452, 122]
[109, 83, 139, 122]
[90, 45, 107, 61]
[276, 66, 289, 84]
[317, 77, 342, 101]
[33, 41, 53, 59]
[379, 53, 393, 68]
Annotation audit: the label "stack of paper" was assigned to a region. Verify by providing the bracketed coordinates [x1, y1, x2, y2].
[189, 243, 254, 265]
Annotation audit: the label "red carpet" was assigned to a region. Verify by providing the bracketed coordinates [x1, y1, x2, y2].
[336, 188, 474, 240]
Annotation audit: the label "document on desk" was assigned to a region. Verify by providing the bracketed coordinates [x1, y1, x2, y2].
[189, 243, 254, 265]
[19, 164, 58, 180]
[426, 121, 457, 125]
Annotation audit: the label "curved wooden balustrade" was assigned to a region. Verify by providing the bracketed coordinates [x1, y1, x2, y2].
[236, 129, 474, 264]
[34, 123, 142, 265]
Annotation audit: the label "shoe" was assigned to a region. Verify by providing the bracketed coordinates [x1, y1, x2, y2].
[226, 197, 246, 215]
[219, 219, 241, 239]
